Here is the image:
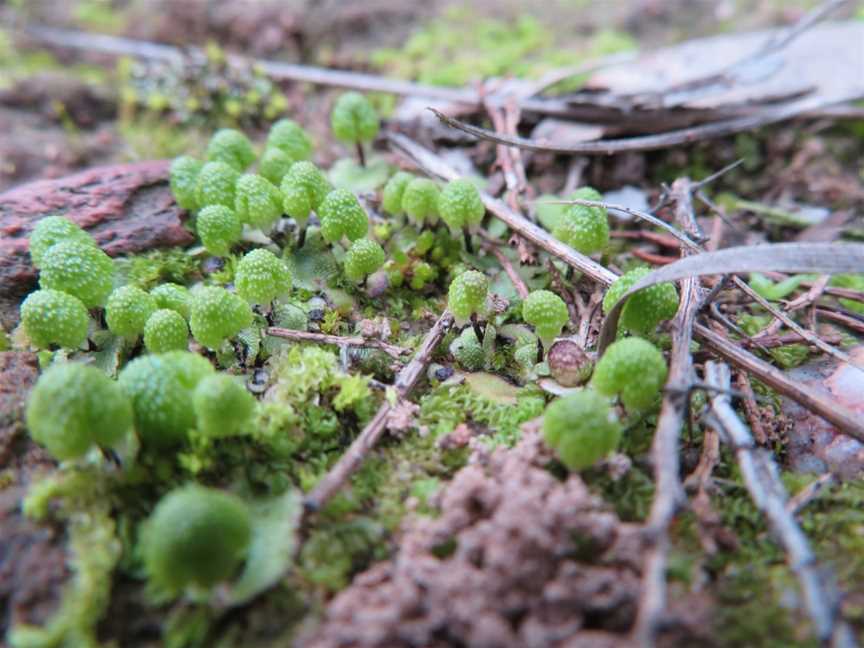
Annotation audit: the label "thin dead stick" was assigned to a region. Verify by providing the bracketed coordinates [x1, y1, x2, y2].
[482, 239, 529, 299]
[266, 327, 409, 359]
[388, 132, 864, 439]
[787, 472, 838, 516]
[814, 308, 864, 335]
[546, 258, 578, 324]
[704, 361, 853, 648]
[429, 90, 864, 155]
[304, 311, 454, 512]
[684, 428, 720, 492]
[736, 371, 768, 445]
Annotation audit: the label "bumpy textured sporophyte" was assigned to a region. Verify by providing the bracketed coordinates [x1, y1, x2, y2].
[522, 290, 569, 347]
[197, 205, 242, 257]
[105, 286, 158, 338]
[189, 286, 253, 350]
[592, 336, 667, 411]
[29, 216, 95, 269]
[118, 350, 214, 447]
[381, 171, 414, 216]
[280, 161, 331, 224]
[438, 178, 485, 233]
[235, 173, 283, 230]
[143, 309, 189, 353]
[330, 92, 380, 146]
[169, 155, 203, 211]
[450, 327, 484, 371]
[266, 118, 313, 163]
[402, 178, 440, 226]
[344, 238, 385, 283]
[27, 362, 133, 460]
[39, 240, 115, 308]
[195, 160, 241, 209]
[193, 373, 256, 438]
[602, 267, 679, 336]
[235, 248, 292, 304]
[150, 283, 190, 320]
[319, 188, 369, 243]
[259, 147, 295, 186]
[447, 270, 488, 323]
[552, 186, 609, 255]
[20, 289, 89, 349]
[141, 485, 251, 590]
[543, 389, 621, 470]
[206, 128, 256, 171]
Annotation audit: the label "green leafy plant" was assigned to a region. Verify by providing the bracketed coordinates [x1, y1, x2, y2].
[592, 337, 667, 411]
[447, 269, 488, 336]
[169, 155, 203, 211]
[266, 118, 312, 162]
[150, 283, 191, 320]
[29, 216, 95, 269]
[319, 188, 369, 244]
[602, 267, 679, 336]
[197, 204, 243, 257]
[381, 171, 414, 217]
[39, 240, 115, 308]
[552, 187, 609, 255]
[206, 128, 256, 171]
[20, 289, 90, 350]
[280, 160, 331, 247]
[189, 286, 254, 350]
[344, 238, 385, 284]
[105, 285, 158, 339]
[235, 173, 283, 231]
[522, 289, 569, 350]
[259, 147, 295, 186]
[449, 327, 484, 371]
[195, 160, 241, 209]
[438, 178, 485, 252]
[193, 373, 256, 438]
[402, 178, 440, 227]
[543, 389, 621, 470]
[330, 92, 379, 166]
[235, 248, 292, 305]
[143, 309, 189, 353]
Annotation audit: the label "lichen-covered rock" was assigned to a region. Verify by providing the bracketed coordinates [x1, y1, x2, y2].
[189, 286, 253, 350]
[235, 248, 292, 305]
[105, 285, 157, 338]
[197, 205, 242, 257]
[28, 216, 95, 269]
[592, 337, 667, 411]
[143, 309, 188, 353]
[20, 289, 89, 349]
[318, 188, 369, 243]
[39, 240, 114, 308]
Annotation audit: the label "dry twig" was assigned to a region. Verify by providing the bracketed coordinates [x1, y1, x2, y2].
[266, 327, 409, 359]
[787, 473, 838, 516]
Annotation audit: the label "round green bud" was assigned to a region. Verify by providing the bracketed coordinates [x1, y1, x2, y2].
[571, 186, 606, 221]
[543, 389, 621, 470]
[169, 156, 203, 211]
[197, 205, 242, 257]
[381, 172, 414, 216]
[602, 267, 679, 336]
[193, 374, 256, 438]
[447, 270, 488, 322]
[318, 188, 369, 243]
[450, 327, 484, 371]
[344, 238, 385, 283]
[438, 179, 484, 232]
[20, 289, 89, 350]
[141, 485, 251, 590]
[402, 178, 440, 226]
[143, 309, 188, 353]
[206, 128, 255, 171]
[522, 290, 569, 346]
[29, 216, 95, 269]
[259, 147, 294, 186]
[39, 240, 114, 308]
[105, 286, 157, 338]
[235, 248, 292, 304]
[195, 161, 240, 209]
[234, 173, 283, 230]
[265, 119, 312, 162]
[189, 286, 253, 350]
[150, 283, 190, 320]
[26, 362, 133, 460]
[118, 351, 214, 447]
[280, 161, 330, 224]
[592, 337, 668, 411]
[552, 203, 609, 255]
[330, 92, 379, 144]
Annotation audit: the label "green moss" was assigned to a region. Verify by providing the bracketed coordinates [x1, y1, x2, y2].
[117, 248, 200, 290]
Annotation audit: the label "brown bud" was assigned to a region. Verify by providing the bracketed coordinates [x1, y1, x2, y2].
[548, 339, 593, 387]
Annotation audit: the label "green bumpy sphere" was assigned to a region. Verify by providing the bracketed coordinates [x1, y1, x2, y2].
[330, 92, 379, 144]
[235, 173, 283, 230]
[20, 289, 89, 350]
[259, 147, 294, 186]
[381, 172, 414, 216]
[189, 286, 253, 350]
[602, 267, 679, 336]
[29, 216, 95, 269]
[169, 156, 203, 211]
[26, 362, 133, 460]
[197, 205, 242, 257]
[447, 270, 488, 322]
[266, 119, 312, 162]
[543, 389, 621, 470]
[143, 309, 189, 353]
[280, 161, 330, 224]
[39, 240, 114, 308]
[206, 128, 256, 171]
[553, 204, 609, 255]
[106, 286, 158, 338]
[195, 161, 241, 209]
[193, 374, 256, 438]
[150, 283, 190, 320]
[522, 289, 569, 346]
[318, 188, 369, 243]
[402, 178, 439, 226]
[142, 485, 251, 590]
[118, 351, 214, 447]
[438, 179, 484, 231]
[450, 327, 484, 371]
[235, 249, 292, 304]
[592, 337, 668, 411]
[344, 238, 385, 282]
[571, 186, 606, 219]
